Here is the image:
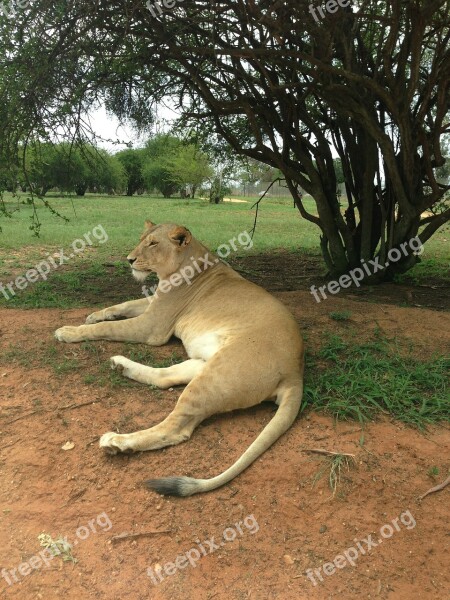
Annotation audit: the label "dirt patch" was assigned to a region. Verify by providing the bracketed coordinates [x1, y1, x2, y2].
[0, 294, 449, 600]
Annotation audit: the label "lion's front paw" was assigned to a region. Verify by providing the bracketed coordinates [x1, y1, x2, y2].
[99, 432, 133, 455]
[86, 311, 120, 324]
[110, 355, 126, 370]
[85, 311, 103, 324]
[110, 356, 132, 377]
[54, 326, 83, 343]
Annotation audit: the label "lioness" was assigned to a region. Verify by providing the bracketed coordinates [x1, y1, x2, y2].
[55, 221, 304, 496]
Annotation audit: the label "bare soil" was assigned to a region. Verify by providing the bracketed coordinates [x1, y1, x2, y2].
[0, 262, 449, 600]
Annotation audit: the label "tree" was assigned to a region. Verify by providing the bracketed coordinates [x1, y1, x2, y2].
[142, 134, 182, 197]
[115, 148, 145, 196]
[0, 1, 448, 280]
[238, 158, 279, 194]
[98, 154, 127, 194]
[22, 142, 58, 196]
[165, 144, 213, 198]
[141, 134, 213, 198]
[49, 144, 92, 196]
[22, 143, 126, 196]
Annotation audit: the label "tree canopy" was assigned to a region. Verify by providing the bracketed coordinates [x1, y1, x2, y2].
[16, 142, 125, 196]
[0, 0, 448, 279]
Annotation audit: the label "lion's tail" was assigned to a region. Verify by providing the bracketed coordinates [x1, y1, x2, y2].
[145, 378, 303, 497]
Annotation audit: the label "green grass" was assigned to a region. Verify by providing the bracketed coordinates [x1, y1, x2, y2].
[427, 466, 440, 478]
[0, 192, 321, 256]
[1, 264, 108, 308]
[394, 256, 450, 285]
[0, 192, 324, 308]
[0, 192, 448, 311]
[303, 332, 450, 427]
[329, 310, 352, 322]
[313, 453, 356, 496]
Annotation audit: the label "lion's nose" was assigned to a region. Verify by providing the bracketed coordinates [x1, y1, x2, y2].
[128, 257, 136, 265]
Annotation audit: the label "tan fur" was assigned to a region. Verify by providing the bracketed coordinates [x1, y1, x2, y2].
[55, 221, 304, 496]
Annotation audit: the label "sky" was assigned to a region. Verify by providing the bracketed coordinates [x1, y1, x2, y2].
[88, 104, 179, 152]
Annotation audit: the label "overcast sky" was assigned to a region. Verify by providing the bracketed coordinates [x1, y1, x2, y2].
[89, 104, 179, 152]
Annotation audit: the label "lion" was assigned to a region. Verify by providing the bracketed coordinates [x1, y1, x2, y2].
[55, 221, 304, 496]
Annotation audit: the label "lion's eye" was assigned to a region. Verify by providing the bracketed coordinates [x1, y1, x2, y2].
[147, 240, 158, 247]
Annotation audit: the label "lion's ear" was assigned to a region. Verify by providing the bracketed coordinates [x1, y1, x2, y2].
[140, 220, 156, 240]
[169, 226, 192, 247]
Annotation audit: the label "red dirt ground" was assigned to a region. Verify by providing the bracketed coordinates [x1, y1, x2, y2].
[0, 291, 449, 600]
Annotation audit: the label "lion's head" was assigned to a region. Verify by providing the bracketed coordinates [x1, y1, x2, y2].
[127, 221, 193, 281]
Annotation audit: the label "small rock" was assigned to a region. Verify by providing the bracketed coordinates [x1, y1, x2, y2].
[319, 525, 327, 533]
[283, 554, 295, 565]
[61, 441, 75, 451]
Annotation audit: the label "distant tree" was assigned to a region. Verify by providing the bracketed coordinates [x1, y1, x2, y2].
[90, 152, 127, 195]
[115, 148, 145, 196]
[142, 134, 182, 198]
[142, 134, 213, 198]
[165, 144, 213, 198]
[208, 170, 232, 204]
[436, 158, 450, 185]
[24, 143, 60, 196]
[23, 143, 126, 196]
[237, 158, 279, 195]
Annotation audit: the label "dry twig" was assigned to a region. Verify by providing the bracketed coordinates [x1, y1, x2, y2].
[418, 475, 450, 501]
[306, 448, 355, 458]
[111, 530, 171, 543]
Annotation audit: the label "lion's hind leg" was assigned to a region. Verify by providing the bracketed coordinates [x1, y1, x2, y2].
[99, 375, 209, 454]
[110, 356, 205, 388]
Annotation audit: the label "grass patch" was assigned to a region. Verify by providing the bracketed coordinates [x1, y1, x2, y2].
[1, 343, 32, 367]
[394, 257, 450, 285]
[52, 356, 80, 375]
[0, 264, 108, 309]
[0, 192, 448, 295]
[38, 533, 77, 563]
[427, 466, 440, 479]
[329, 310, 352, 322]
[304, 332, 449, 427]
[313, 453, 356, 497]
[0, 192, 320, 255]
